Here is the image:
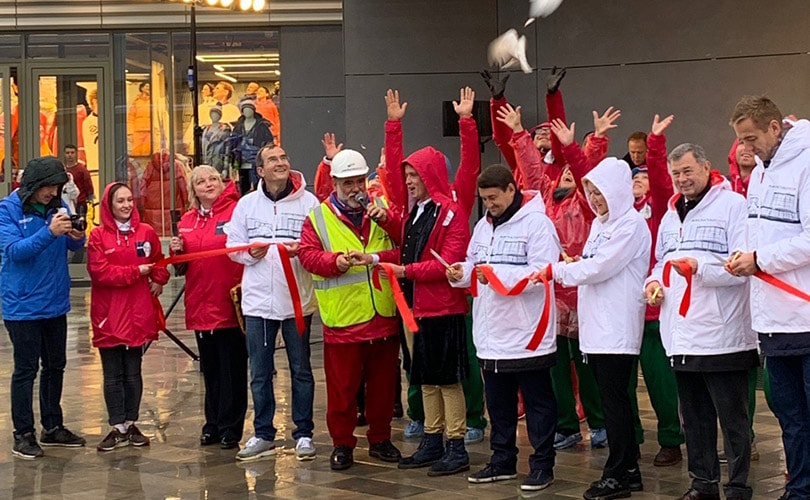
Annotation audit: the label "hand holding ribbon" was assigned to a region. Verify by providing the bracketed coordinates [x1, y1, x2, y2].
[663, 259, 694, 317]
[372, 263, 419, 333]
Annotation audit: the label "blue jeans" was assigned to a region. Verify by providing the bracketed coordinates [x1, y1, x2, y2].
[6, 316, 68, 435]
[245, 315, 314, 441]
[767, 354, 810, 497]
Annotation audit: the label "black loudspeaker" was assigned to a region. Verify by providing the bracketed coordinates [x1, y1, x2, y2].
[442, 100, 492, 138]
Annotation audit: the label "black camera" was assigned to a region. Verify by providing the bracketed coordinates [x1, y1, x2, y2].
[70, 214, 87, 232]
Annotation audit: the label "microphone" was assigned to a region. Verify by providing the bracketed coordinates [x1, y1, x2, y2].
[353, 192, 370, 209]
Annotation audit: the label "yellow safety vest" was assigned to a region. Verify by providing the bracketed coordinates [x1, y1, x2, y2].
[309, 203, 397, 328]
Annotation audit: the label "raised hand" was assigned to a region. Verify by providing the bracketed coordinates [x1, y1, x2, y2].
[549, 118, 575, 147]
[651, 114, 675, 136]
[593, 106, 621, 138]
[321, 133, 344, 160]
[453, 87, 475, 118]
[546, 66, 567, 94]
[495, 103, 523, 133]
[480, 70, 509, 100]
[385, 89, 408, 121]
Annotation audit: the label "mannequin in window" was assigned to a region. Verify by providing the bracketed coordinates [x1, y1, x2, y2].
[128, 82, 151, 157]
[212, 81, 240, 125]
[202, 105, 233, 178]
[82, 88, 100, 176]
[231, 97, 274, 195]
[256, 86, 281, 147]
[241, 81, 259, 101]
[271, 81, 280, 108]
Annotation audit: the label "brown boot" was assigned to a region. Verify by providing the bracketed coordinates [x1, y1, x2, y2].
[653, 446, 682, 466]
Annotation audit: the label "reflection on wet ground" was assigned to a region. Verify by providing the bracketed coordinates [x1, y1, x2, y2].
[0, 281, 790, 499]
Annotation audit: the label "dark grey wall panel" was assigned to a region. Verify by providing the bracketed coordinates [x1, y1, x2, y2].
[281, 26, 344, 98]
[281, 96, 346, 184]
[343, 0, 496, 75]
[549, 54, 810, 172]
[536, 0, 810, 68]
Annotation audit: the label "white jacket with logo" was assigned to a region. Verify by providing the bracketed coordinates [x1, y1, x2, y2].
[648, 174, 755, 357]
[227, 171, 319, 321]
[551, 158, 651, 355]
[747, 119, 810, 333]
[452, 192, 558, 361]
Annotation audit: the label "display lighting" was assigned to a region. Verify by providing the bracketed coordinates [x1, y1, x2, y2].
[167, 0, 263, 11]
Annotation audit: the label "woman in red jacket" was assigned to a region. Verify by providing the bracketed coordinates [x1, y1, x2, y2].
[170, 165, 246, 449]
[88, 182, 169, 451]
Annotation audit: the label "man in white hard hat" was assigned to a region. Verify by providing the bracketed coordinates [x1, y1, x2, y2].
[299, 149, 403, 471]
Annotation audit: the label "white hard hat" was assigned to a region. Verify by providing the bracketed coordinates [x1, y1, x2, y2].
[331, 149, 369, 179]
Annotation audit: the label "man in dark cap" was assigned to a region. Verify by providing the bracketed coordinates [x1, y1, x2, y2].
[0, 156, 87, 459]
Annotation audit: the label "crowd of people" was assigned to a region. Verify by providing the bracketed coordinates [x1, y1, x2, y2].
[1, 70, 809, 500]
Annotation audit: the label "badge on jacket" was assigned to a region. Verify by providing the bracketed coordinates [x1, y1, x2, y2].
[136, 241, 152, 258]
[216, 221, 229, 235]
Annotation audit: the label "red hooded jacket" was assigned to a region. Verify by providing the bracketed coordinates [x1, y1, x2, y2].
[380, 146, 470, 318]
[175, 180, 243, 331]
[727, 139, 750, 197]
[88, 183, 170, 348]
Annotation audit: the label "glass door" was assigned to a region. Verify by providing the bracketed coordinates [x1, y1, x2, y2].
[22, 64, 113, 281]
[0, 66, 19, 199]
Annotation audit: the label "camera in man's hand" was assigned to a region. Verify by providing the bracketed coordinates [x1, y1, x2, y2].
[69, 214, 87, 232]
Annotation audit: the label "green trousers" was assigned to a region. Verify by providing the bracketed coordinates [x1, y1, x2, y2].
[406, 303, 487, 429]
[551, 335, 605, 432]
[629, 320, 685, 447]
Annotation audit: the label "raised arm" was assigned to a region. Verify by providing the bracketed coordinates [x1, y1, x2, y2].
[586, 106, 620, 168]
[545, 67, 568, 181]
[314, 133, 343, 202]
[452, 86, 481, 217]
[647, 114, 675, 225]
[384, 89, 408, 209]
[549, 119, 589, 191]
[497, 103, 552, 194]
[481, 70, 518, 172]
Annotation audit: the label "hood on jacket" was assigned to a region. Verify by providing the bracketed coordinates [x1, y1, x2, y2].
[18, 156, 68, 207]
[257, 169, 308, 201]
[770, 119, 810, 166]
[402, 147, 453, 206]
[210, 179, 240, 212]
[728, 139, 741, 180]
[667, 170, 730, 210]
[100, 182, 142, 231]
[582, 157, 633, 222]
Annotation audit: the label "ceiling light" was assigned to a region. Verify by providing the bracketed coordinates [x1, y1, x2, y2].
[220, 0, 234, 7]
[214, 71, 237, 83]
[205, 0, 218, 5]
[253, 0, 266, 11]
[239, 0, 252, 10]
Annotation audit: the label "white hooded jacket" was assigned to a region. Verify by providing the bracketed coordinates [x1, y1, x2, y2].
[227, 171, 319, 321]
[452, 191, 558, 361]
[747, 119, 810, 333]
[552, 158, 651, 355]
[648, 174, 755, 358]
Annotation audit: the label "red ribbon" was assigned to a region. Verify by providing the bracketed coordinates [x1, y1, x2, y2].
[470, 265, 552, 351]
[372, 264, 419, 333]
[152, 295, 167, 332]
[754, 271, 810, 302]
[156, 242, 306, 335]
[663, 260, 693, 317]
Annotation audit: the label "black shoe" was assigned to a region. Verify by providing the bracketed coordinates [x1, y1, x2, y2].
[521, 469, 554, 491]
[97, 429, 130, 452]
[778, 492, 791, 500]
[12, 432, 44, 459]
[126, 424, 150, 447]
[200, 432, 220, 446]
[584, 477, 631, 500]
[467, 463, 517, 483]
[330, 446, 354, 470]
[679, 488, 720, 500]
[428, 438, 469, 476]
[221, 437, 239, 450]
[369, 440, 401, 462]
[626, 468, 643, 492]
[393, 401, 404, 419]
[40, 426, 86, 447]
[356, 413, 368, 427]
[398, 433, 444, 469]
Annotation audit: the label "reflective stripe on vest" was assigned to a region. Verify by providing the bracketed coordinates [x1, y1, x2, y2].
[308, 203, 397, 328]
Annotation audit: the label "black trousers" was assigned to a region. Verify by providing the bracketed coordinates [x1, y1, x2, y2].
[482, 367, 557, 474]
[675, 370, 753, 500]
[6, 315, 68, 435]
[195, 327, 248, 441]
[588, 353, 640, 480]
[99, 345, 144, 426]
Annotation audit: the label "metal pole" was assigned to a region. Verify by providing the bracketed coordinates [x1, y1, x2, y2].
[190, 1, 202, 167]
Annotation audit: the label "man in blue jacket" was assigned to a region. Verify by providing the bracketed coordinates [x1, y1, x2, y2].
[0, 156, 87, 459]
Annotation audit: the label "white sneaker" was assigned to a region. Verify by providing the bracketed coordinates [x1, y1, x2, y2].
[235, 436, 277, 461]
[296, 437, 316, 461]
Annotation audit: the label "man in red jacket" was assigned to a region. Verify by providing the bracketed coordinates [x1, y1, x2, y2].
[299, 149, 403, 471]
[372, 142, 472, 476]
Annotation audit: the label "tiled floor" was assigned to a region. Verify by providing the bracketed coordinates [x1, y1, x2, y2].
[0, 281, 791, 499]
